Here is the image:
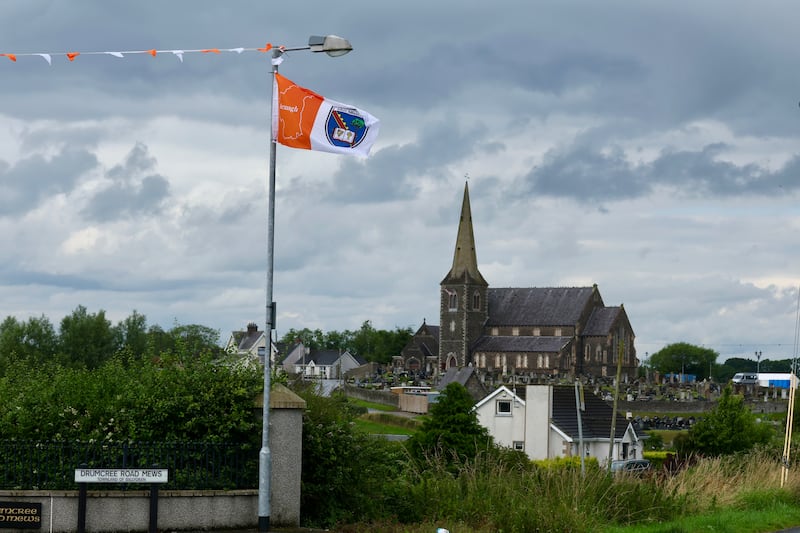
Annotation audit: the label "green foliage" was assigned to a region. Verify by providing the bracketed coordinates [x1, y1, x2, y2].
[677, 386, 773, 456]
[0, 346, 262, 444]
[649, 342, 718, 380]
[295, 385, 408, 527]
[406, 382, 492, 468]
[279, 321, 413, 364]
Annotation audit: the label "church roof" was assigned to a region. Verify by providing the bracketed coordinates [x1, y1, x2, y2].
[486, 287, 595, 326]
[472, 335, 571, 353]
[582, 306, 622, 336]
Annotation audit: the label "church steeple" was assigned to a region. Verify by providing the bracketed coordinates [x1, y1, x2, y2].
[442, 182, 487, 285]
[439, 182, 489, 372]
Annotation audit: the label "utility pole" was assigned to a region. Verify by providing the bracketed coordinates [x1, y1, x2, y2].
[608, 337, 624, 469]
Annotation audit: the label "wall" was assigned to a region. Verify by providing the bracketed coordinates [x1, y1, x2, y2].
[343, 385, 399, 408]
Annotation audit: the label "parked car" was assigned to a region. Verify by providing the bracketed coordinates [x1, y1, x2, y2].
[732, 373, 758, 385]
[610, 459, 651, 474]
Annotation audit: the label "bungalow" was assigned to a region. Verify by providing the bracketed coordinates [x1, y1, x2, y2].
[474, 384, 642, 463]
[296, 349, 365, 379]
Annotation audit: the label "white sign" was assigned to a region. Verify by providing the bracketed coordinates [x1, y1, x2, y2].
[74, 468, 168, 484]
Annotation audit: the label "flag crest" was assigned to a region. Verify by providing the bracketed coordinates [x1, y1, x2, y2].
[273, 73, 378, 157]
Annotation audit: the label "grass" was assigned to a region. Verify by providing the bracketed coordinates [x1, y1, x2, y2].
[339, 447, 800, 533]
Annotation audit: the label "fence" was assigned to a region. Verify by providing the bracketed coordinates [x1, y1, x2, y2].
[0, 440, 257, 490]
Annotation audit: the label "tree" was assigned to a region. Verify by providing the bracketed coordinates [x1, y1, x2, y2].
[58, 305, 118, 369]
[649, 342, 718, 380]
[676, 385, 773, 456]
[113, 310, 149, 357]
[406, 382, 492, 467]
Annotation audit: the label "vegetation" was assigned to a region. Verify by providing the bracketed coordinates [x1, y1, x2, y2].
[646, 342, 718, 380]
[674, 385, 773, 456]
[405, 382, 493, 469]
[279, 319, 413, 364]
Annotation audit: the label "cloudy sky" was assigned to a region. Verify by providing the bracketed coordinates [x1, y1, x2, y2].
[1, 1, 800, 363]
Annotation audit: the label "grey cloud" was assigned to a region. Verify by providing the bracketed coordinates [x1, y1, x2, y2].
[0, 147, 98, 216]
[522, 142, 800, 203]
[82, 143, 170, 222]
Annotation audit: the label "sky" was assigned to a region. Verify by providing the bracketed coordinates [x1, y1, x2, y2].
[1, 1, 800, 363]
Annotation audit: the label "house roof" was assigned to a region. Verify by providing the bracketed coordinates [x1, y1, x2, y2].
[582, 307, 621, 336]
[473, 385, 525, 410]
[307, 349, 347, 366]
[437, 366, 478, 389]
[486, 287, 597, 326]
[230, 328, 264, 352]
[472, 335, 571, 353]
[550, 386, 630, 440]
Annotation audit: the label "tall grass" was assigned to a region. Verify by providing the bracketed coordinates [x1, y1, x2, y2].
[340, 448, 800, 532]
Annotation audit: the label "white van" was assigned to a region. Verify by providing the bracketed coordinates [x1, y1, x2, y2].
[732, 373, 758, 385]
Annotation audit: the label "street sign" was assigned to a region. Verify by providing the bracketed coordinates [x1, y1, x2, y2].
[74, 468, 168, 484]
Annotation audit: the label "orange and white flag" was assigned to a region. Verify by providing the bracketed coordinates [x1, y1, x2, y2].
[272, 73, 379, 157]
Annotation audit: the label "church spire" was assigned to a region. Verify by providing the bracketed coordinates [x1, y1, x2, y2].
[443, 182, 487, 285]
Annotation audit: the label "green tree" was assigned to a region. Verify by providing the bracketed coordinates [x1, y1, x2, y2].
[649, 342, 718, 380]
[0, 315, 58, 373]
[677, 385, 773, 456]
[295, 385, 407, 527]
[58, 305, 118, 369]
[406, 382, 492, 467]
[113, 310, 149, 357]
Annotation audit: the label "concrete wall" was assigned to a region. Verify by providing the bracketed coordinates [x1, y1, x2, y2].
[524, 385, 552, 460]
[0, 384, 306, 532]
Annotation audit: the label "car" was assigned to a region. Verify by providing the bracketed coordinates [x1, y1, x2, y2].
[732, 373, 758, 385]
[610, 459, 651, 474]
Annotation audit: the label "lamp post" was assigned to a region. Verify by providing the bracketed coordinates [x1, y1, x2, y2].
[260, 34, 352, 533]
[755, 350, 762, 375]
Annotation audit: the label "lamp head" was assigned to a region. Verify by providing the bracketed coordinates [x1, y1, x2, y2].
[308, 35, 353, 57]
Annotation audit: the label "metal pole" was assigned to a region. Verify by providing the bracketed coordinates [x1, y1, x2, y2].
[258, 47, 281, 533]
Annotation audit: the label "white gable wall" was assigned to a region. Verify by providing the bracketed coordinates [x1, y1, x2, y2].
[524, 385, 552, 460]
[474, 387, 525, 451]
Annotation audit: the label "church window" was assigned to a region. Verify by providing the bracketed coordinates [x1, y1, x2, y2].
[533, 327, 540, 336]
[512, 327, 519, 336]
[491, 327, 498, 336]
[596, 346, 602, 362]
[450, 320, 456, 332]
[537, 354, 543, 368]
[472, 292, 481, 310]
[448, 291, 458, 310]
[554, 328, 562, 336]
[544, 355, 550, 368]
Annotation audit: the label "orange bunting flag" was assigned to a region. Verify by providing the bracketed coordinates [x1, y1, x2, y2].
[1, 54, 16, 62]
[148, 49, 157, 57]
[202, 48, 220, 54]
[258, 44, 273, 53]
[66, 52, 80, 61]
[272, 73, 379, 157]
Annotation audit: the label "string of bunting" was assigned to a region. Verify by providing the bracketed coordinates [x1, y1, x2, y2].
[0, 44, 277, 64]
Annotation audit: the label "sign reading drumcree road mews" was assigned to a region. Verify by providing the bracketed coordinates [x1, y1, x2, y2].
[74, 468, 169, 484]
[0, 502, 42, 529]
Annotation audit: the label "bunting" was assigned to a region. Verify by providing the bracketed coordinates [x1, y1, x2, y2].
[0, 44, 275, 64]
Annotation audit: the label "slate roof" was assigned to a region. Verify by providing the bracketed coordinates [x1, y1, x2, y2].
[308, 350, 344, 366]
[231, 328, 263, 351]
[472, 336, 571, 353]
[582, 307, 621, 336]
[486, 287, 595, 326]
[437, 366, 477, 389]
[550, 386, 629, 440]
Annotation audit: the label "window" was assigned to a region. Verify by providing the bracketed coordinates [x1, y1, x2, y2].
[533, 327, 540, 336]
[496, 400, 512, 415]
[554, 328, 562, 336]
[491, 327, 499, 336]
[512, 327, 519, 336]
[513, 441, 524, 451]
[448, 291, 458, 311]
[472, 292, 480, 310]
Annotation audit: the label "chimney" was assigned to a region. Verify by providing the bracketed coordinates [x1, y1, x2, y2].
[247, 322, 258, 334]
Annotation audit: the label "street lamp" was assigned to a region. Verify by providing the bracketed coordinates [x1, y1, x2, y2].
[260, 34, 352, 533]
[755, 350, 762, 375]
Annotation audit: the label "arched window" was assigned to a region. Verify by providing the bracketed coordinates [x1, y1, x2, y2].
[472, 291, 481, 310]
[448, 291, 458, 311]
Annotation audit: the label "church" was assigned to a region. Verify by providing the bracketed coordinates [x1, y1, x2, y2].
[396, 183, 638, 384]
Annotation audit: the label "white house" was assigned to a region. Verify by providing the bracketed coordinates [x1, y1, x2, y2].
[475, 384, 642, 463]
[474, 386, 527, 452]
[225, 322, 272, 367]
[296, 349, 365, 379]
